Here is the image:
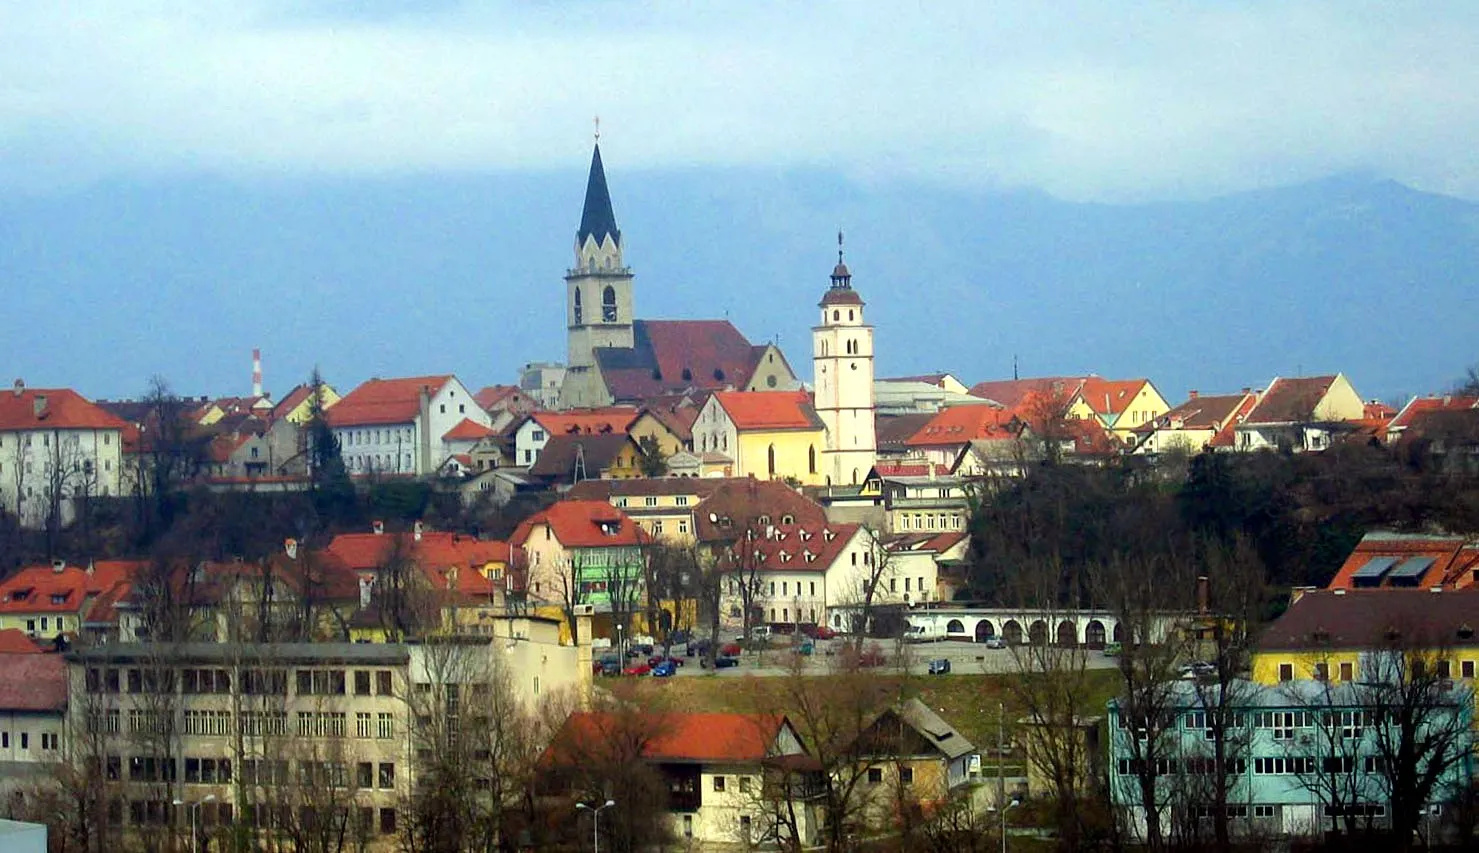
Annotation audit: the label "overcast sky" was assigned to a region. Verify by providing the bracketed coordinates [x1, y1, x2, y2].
[4, 1, 1477, 201]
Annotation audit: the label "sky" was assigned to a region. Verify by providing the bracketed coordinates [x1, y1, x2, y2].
[2, 2, 1477, 400]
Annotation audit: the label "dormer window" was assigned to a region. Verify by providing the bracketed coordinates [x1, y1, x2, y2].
[779, 551, 790, 563]
[50, 593, 68, 605]
[758, 515, 771, 526]
[781, 514, 794, 525]
[804, 551, 815, 563]
[1459, 624, 1474, 642]
[822, 529, 835, 542]
[799, 530, 812, 541]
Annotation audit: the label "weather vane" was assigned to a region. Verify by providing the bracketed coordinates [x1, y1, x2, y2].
[837, 229, 845, 265]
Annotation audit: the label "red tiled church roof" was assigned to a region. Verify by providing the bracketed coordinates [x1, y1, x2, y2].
[594, 320, 770, 401]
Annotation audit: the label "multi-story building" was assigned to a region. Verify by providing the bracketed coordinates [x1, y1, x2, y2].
[0, 560, 141, 639]
[0, 650, 68, 807]
[0, 381, 128, 528]
[327, 375, 488, 477]
[691, 391, 827, 485]
[1233, 374, 1365, 453]
[510, 500, 649, 635]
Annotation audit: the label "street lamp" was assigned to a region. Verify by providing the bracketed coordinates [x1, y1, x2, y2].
[575, 799, 616, 853]
[171, 794, 216, 853]
[616, 624, 624, 661]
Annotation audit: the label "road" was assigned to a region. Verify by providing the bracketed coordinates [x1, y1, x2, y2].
[604, 638, 1122, 680]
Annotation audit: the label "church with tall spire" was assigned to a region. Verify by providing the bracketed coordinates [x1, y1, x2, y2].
[811, 232, 878, 485]
[556, 139, 800, 408]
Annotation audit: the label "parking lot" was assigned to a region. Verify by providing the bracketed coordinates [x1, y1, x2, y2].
[597, 638, 1122, 679]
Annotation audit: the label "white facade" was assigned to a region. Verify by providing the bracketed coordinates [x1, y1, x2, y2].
[333, 377, 488, 477]
[812, 261, 877, 487]
[0, 424, 124, 528]
[690, 397, 739, 468]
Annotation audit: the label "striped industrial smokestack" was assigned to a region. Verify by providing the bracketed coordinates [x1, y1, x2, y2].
[252, 348, 263, 397]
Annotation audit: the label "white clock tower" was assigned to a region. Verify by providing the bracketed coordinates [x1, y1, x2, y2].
[812, 234, 877, 486]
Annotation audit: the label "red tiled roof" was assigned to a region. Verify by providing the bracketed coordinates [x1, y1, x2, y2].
[692, 480, 829, 541]
[473, 385, 537, 412]
[1208, 394, 1260, 448]
[1060, 418, 1120, 456]
[326, 375, 453, 427]
[735, 523, 861, 573]
[0, 561, 143, 614]
[967, 377, 1083, 408]
[1132, 393, 1252, 434]
[0, 629, 42, 654]
[1077, 378, 1151, 417]
[1243, 376, 1338, 425]
[531, 408, 639, 437]
[510, 500, 648, 549]
[565, 476, 731, 503]
[83, 580, 132, 626]
[639, 403, 701, 442]
[443, 418, 496, 442]
[322, 531, 511, 573]
[905, 405, 1019, 447]
[528, 434, 636, 479]
[593, 320, 768, 401]
[1326, 532, 1478, 590]
[872, 462, 951, 478]
[875, 413, 936, 450]
[713, 391, 823, 432]
[0, 385, 130, 432]
[270, 383, 318, 420]
[0, 653, 67, 711]
[545, 712, 790, 765]
[1389, 395, 1479, 432]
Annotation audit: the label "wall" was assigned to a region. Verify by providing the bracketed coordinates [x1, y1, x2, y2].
[734, 429, 826, 486]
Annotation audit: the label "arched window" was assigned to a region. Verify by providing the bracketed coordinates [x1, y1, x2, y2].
[821, 340, 828, 356]
[832, 310, 840, 321]
[808, 445, 816, 474]
[767, 444, 777, 478]
[848, 309, 854, 321]
[602, 286, 618, 322]
[851, 467, 859, 484]
[573, 288, 583, 324]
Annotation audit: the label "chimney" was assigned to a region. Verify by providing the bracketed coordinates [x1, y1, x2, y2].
[372, 520, 384, 535]
[1242, 387, 1252, 395]
[413, 520, 424, 542]
[11, 378, 22, 397]
[1430, 586, 1443, 594]
[1332, 588, 1346, 596]
[284, 538, 298, 560]
[359, 575, 374, 609]
[252, 348, 263, 397]
[85, 559, 95, 577]
[51, 559, 66, 574]
[1188, 390, 1199, 399]
[33, 395, 47, 419]
[1196, 576, 1209, 614]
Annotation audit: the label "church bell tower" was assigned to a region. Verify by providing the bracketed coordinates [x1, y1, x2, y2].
[560, 133, 635, 407]
[812, 233, 877, 486]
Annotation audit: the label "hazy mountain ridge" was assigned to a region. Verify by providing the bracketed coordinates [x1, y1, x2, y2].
[1, 172, 1474, 402]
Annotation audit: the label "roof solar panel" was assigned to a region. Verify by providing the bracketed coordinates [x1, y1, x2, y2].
[1388, 556, 1436, 580]
[1350, 556, 1399, 580]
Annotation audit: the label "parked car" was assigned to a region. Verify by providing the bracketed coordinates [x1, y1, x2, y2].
[648, 655, 684, 668]
[684, 641, 710, 658]
[983, 636, 1006, 650]
[811, 625, 838, 640]
[651, 660, 678, 677]
[712, 656, 740, 669]
[1179, 661, 1217, 680]
[596, 656, 622, 677]
[622, 662, 652, 677]
[927, 658, 952, 675]
[720, 642, 742, 657]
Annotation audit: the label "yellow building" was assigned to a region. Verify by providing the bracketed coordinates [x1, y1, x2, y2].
[849, 699, 977, 828]
[691, 391, 827, 485]
[270, 382, 342, 425]
[628, 405, 699, 458]
[1252, 588, 1479, 687]
[1070, 377, 1172, 442]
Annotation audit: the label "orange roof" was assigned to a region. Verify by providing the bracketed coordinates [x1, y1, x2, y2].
[83, 580, 132, 626]
[530, 408, 639, 437]
[0, 560, 143, 615]
[967, 377, 1082, 408]
[1077, 377, 1151, 417]
[510, 500, 647, 549]
[1243, 375, 1339, 425]
[713, 391, 823, 432]
[904, 405, 1018, 447]
[0, 653, 67, 712]
[0, 385, 130, 432]
[322, 530, 511, 573]
[871, 462, 952, 478]
[1389, 395, 1479, 432]
[544, 712, 791, 766]
[1326, 532, 1479, 590]
[270, 384, 317, 420]
[1207, 394, 1260, 448]
[327, 375, 453, 427]
[443, 418, 496, 442]
[734, 523, 862, 574]
[0, 629, 42, 654]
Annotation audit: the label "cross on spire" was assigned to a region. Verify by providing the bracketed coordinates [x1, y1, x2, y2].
[593, 115, 600, 142]
[837, 229, 845, 265]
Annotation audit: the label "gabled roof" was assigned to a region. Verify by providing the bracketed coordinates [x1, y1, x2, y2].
[594, 320, 771, 402]
[322, 531, 510, 573]
[692, 480, 829, 541]
[1076, 377, 1152, 418]
[269, 384, 318, 420]
[327, 375, 454, 427]
[0, 561, 143, 614]
[473, 385, 536, 412]
[854, 698, 975, 761]
[1255, 588, 1479, 652]
[510, 500, 647, 549]
[1389, 395, 1479, 432]
[577, 143, 620, 247]
[0, 384, 130, 432]
[1242, 375, 1339, 425]
[1133, 393, 1252, 434]
[1326, 531, 1479, 590]
[528, 434, 636, 479]
[637, 403, 701, 442]
[875, 413, 937, 451]
[0, 629, 42, 654]
[544, 712, 794, 766]
[905, 405, 1019, 447]
[0, 653, 67, 712]
[712, 391, 824, 432]
[529, 408, 639, 437]
[443, 418, 496, 442]
[1208, 394, 1261, 448]
[733, 522, 863, 574]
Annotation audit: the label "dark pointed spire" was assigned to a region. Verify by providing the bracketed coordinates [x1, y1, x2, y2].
[577, 142, 621, 248]
[830, 229, 851, 288]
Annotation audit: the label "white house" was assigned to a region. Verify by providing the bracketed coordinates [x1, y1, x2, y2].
[1233, 374, 1364, 453]
[510, 408, 638, 469]
[326, 375, 489, 477]
[0, 381, 127, 528]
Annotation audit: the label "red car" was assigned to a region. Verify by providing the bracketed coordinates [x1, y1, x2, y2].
[720, 642, 742, 657]
[811, 626, 838, 640]
[622, 662, 652, 677]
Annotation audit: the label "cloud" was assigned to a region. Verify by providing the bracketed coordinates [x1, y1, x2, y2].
[2, 1, 1477, 201]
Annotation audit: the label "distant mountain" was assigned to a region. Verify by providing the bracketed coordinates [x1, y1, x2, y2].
[1, 170, 1474, 403]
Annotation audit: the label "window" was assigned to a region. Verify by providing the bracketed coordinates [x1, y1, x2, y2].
[354, 671, 371, 695]
[1278, 663, 1293, 682]
[380, 808, 397, 834]
[739, 776, 751, 793]
[713, 775, 726, 792]
[1437, 659, 1452, 679]
[377, 670, 393, 695]
[602, 286, 618, 322]
[1254, 805, 1276, 819]
[40, 732, 58, 750]
[357, 762, 373, 789]
[899, 767, 914, 784]
[1464, 660, 1475, 679]
[378, 763, 395, 789]
[1340, 661, 1354, 681]
[868, 767, 882, 784]
[356, 713, 372, 739]
[683, 815, 693, 838]
[1313, 662, 1328, 681]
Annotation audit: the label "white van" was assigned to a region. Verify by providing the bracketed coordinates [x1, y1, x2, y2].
[903, 623, 944, 643]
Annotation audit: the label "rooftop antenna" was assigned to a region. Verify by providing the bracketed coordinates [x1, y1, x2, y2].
[1013, 354, 1019, 381]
